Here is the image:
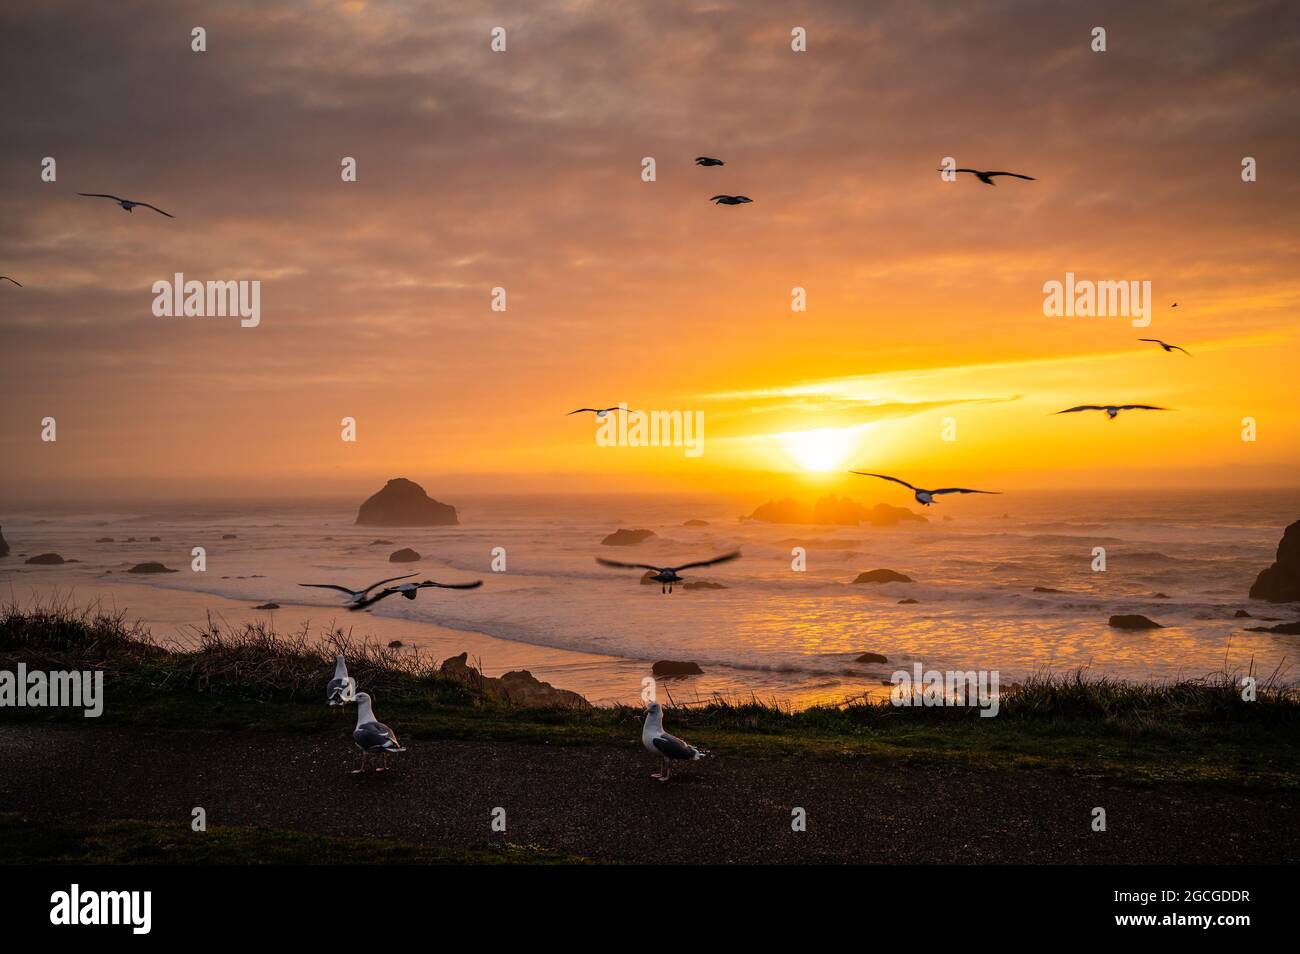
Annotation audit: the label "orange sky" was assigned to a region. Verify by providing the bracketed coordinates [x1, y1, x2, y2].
[2, 0, 1297, 503]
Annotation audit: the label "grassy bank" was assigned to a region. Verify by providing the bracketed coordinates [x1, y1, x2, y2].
[3, 601, 1299, 789]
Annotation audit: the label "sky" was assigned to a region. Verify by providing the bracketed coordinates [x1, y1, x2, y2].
[2, 0, 1298, 504]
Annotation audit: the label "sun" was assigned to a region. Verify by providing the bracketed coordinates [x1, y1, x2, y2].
[776, 427, 861, 473]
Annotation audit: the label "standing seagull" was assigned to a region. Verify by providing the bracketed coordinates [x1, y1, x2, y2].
[1055, 404, 1169, 420]
[77, 193, 174, 217]
[0, 276, 20, 287]
[326, 654, 357, 707]
[695, 156, 725, 166]
[568, 406, 622, 418]
[850, 472, 1001, 507]
[351, 692, 405, 773]
[1138, 338, 1191, 355]
[710, 195, 752, 205]
[596, 551, 740, 593]
[945, 168, 1035, 186]
[642, 702, 707, 783]
[350, 578, 483, 611]
[298, 573, 416, 607]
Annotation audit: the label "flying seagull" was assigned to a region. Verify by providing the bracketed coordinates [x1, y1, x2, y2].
[326, 654, 357, 707]
[710, 195, 752, 205]
[849, 472, 1001, 507]
[596, 550, 740, 594]
[351, 692, 405, 773]
[1055, 404, 1169, 420]
[643, 702, 707, 783]
[568, 406, 622, 418]
[78, 193, 174, 217]
[0, 276, 20, 287]
[1171, 302, 1179, 308]
[695, 156, 725, 166]
[349, 578, 483, 611]
[1138, 338, 1191, 356]
[298, 573, 416, 607]
[945, 168, 1035, 186]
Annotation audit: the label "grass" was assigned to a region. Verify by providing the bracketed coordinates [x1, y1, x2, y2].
[0, 813, 587, 865]
[3, 600, 1300, 789]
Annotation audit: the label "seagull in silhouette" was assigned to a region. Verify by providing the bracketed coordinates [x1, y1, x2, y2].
[1138, 338, 1191, 356]
[710, 195, 752, 205]
[695, 156, 725, 166]
[326, 654, 357, 707]
[850, 473, 1001, 507]
[643, 701, 707, 783]
[568, 406, 622, 418]
[1055, 404, 1169, 420]
[596, 551, 741, 594]
[351, 692, 405, 773]
[946, 168, 1035, 186]
[1171, 302, 1179, 308]
[0, 276, 20, 287]
[350, 578, 483, 611]
[298, 574, 416, 607]
[78, 193, 174, 217]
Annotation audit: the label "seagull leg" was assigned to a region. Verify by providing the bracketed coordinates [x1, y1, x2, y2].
[660, 759, 672, 783]
[352, 752, 368, 774]
[377, 753, 389, 773]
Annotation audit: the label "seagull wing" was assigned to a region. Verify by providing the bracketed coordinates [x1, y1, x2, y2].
[354, 720, 403, 751]
[357, 573, 417, 596]
[849, 472, 918, 491]
[1054, 406, 1104, 414]
[652, 733, 698, 760]
[1169, 345, 1192, 356]
[595, 557, 661, 572]
[672, 550, 742, 572]
[78, 193, 126, 201]
[710, 195, 730, 201]
[348, 587, 401, 610]
[298, 583, 361, 596]
[420, 580, 484, 590]
[1118, 405, 1168, 411]
[1137, 338, 1163, 345]
[985, 172, 1035, 180]
[0, 277, 20, 286]
[931, 488, 1002, 496]
[138, 203, 175, 218]
[951, 169, 981, 175]
[567, 408, 599, 415]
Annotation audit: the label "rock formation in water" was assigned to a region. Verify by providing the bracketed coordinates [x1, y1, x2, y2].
[355, 478, 459, 527]
[1108, 614, 1163, 630]
[853, 569, 914, 584]
[1249, 520, 1300, 603]
[601, 528, 656, 546]
[748, 495, 925, 526]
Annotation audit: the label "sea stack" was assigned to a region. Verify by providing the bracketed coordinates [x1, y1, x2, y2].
[355, 478, 459, 527]
[1249, 519, 1300, 603]
[0, 525, 8, 558]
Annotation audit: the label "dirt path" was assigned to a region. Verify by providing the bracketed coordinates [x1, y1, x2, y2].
[2, 723, 1294, 863]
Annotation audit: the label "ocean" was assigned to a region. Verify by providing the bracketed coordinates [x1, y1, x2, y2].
[2, 489, 1297, 707]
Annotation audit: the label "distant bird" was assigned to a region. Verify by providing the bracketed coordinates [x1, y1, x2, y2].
[596, 550, 740, 594]
[349, 578, 483, 611]
[327, 654, 357, 707]
[643, 701, 707, 783]
[1171, 302, 1179, 308]
[351, 692, 405, 773]
[850, 472, 1001, 507]
[945, 168, 1035, 186]
[568, 406, 622, 418]
[710, 195, 752, 205]
[1138, 338, 1191, 356]
[1055, 404, 1169, 420]
[695, 156, 725, 166]
[77, 193, 174, 217]
[0, 276, 20, 287]
[298, 574, 416, 607]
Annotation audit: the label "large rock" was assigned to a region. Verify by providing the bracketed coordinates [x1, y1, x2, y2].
[388, 548, 421, 563]
[855, 652, 889, 664]
[0, 525, 8, 558]
[601, 528, 656, 546]
[1109, 614, 1163, 630]
[652, 660, 704, 677]
[439, 653, 588, 707]
[1249, 520, 1300, 603]
[127, 562, 178, 574]
[1245, 620, 1300, 635]
[853, 569, 914, 584]
[25, 553, 65, 565]
[355, 478, 459, 527]
[748, 495, 925, 526]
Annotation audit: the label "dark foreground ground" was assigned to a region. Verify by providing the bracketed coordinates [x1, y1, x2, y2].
[2, 722, 1296, 864]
